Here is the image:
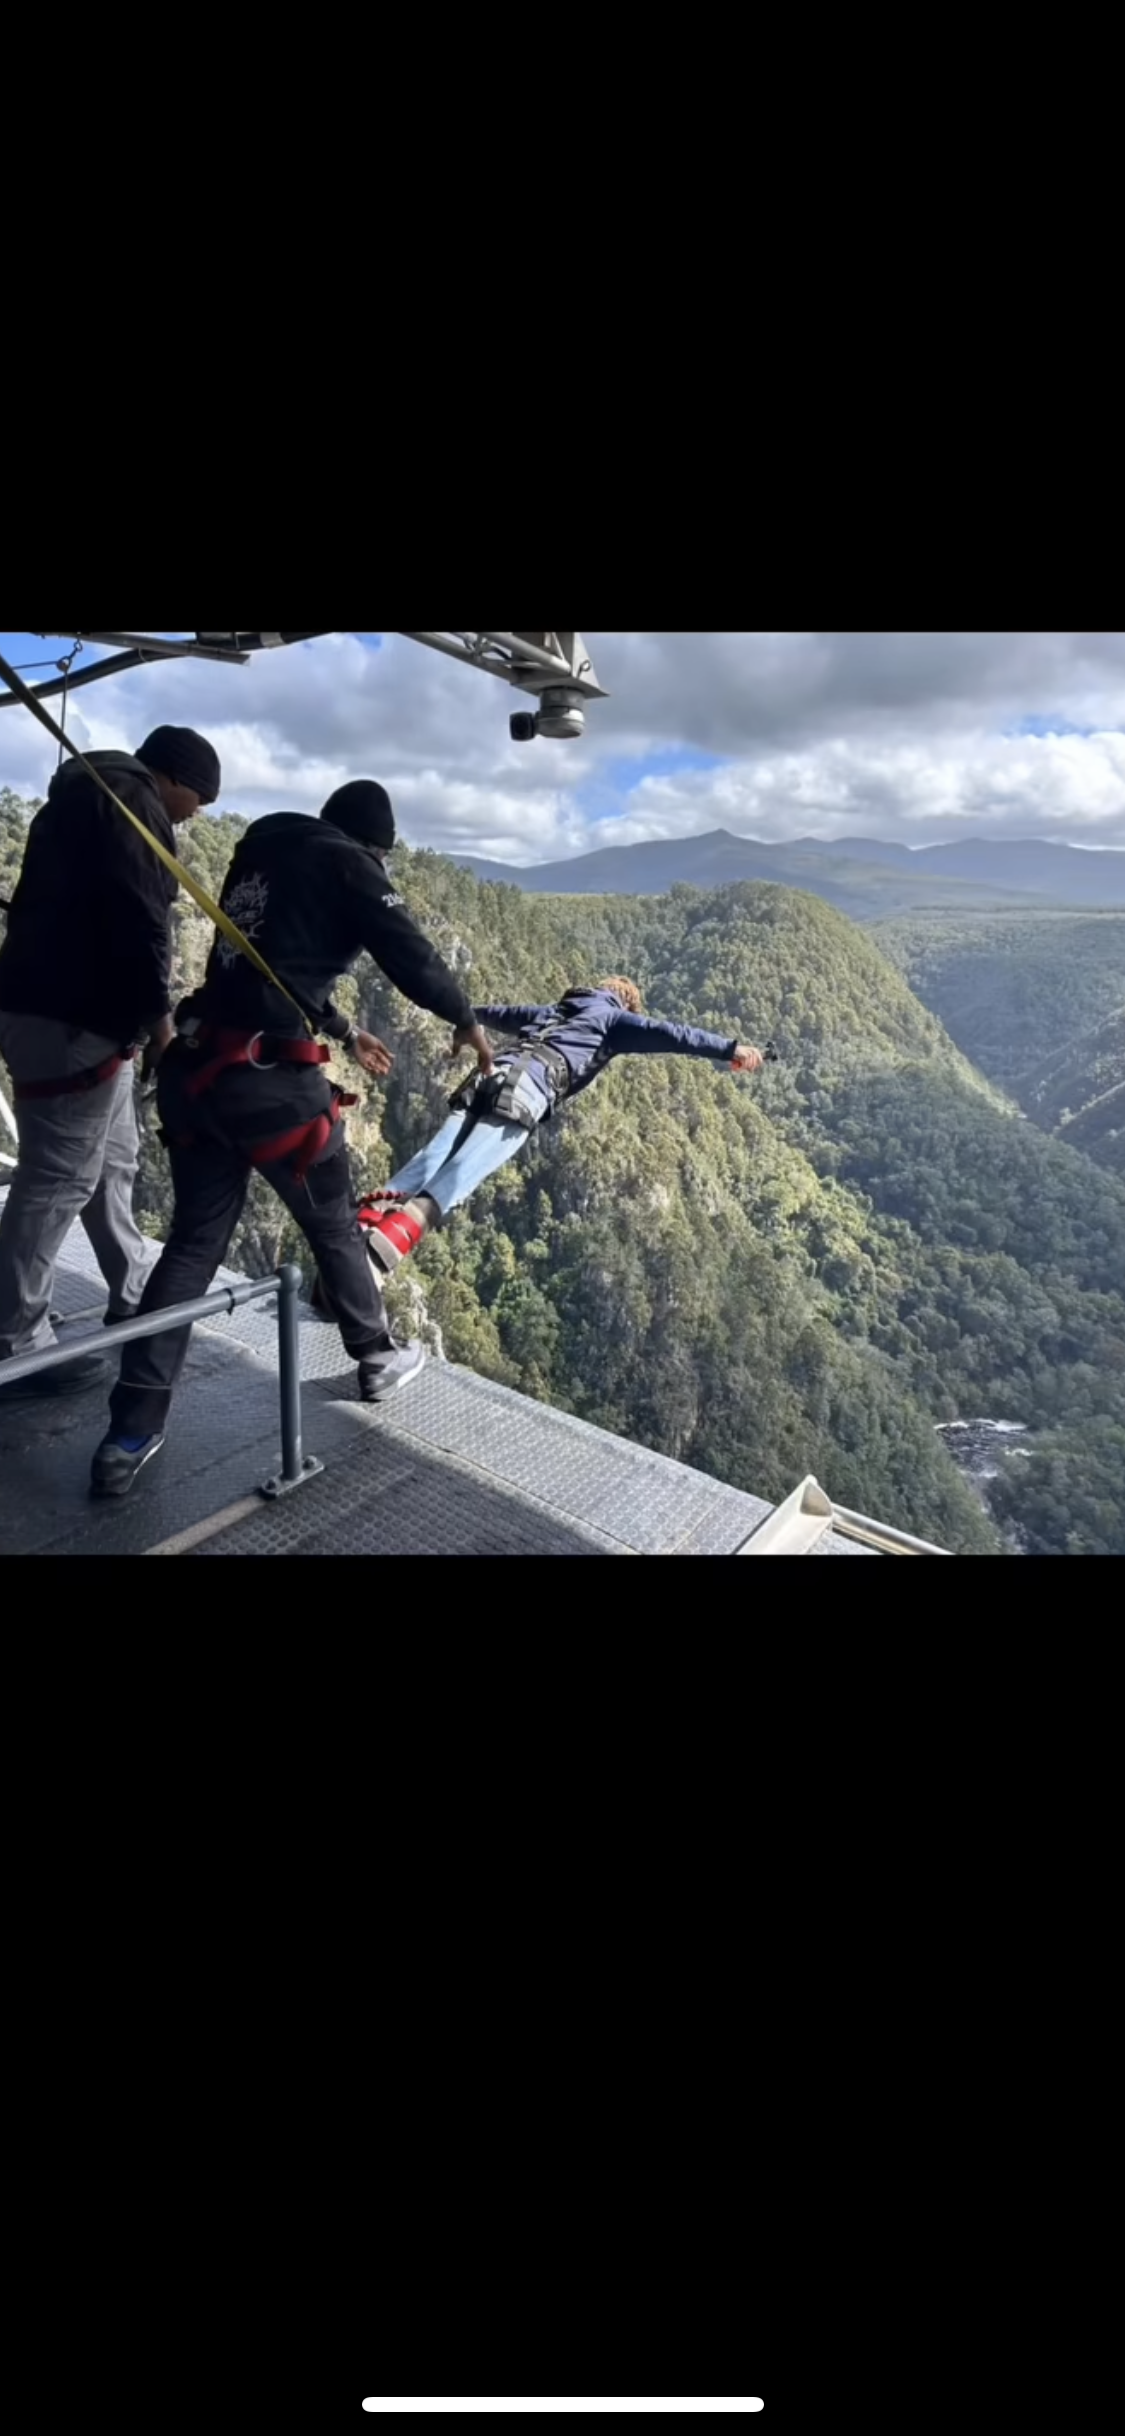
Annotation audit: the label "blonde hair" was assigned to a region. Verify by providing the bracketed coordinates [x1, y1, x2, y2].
[596, 975, 644, 1014]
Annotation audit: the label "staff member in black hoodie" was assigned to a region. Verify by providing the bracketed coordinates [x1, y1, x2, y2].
[91, 779, 493, 1495]
[0, 725, 220, 1395]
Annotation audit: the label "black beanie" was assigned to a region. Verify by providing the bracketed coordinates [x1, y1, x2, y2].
[320, 780, 395, 849]
[137, 726, 221, 805]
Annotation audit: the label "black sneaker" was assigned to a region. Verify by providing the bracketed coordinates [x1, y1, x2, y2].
[90, 1432, 166, 1497]
[0, 1349, 108, 1400]
[358, 1340, 425, 1402]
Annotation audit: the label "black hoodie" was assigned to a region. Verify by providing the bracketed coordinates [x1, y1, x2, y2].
[0, 752, 178, 1042]
[183, 813, 476, 1040]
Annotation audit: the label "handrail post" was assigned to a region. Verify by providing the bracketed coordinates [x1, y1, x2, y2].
[277, 1263, 304, 1483]
[0, 1261, 323, 1501]
[260, 1264, 323, 1500]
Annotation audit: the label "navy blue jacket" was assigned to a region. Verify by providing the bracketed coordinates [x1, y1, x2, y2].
[475, 987, 739, 1104]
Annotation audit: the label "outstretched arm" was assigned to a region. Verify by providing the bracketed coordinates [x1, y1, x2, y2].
[341, 865, 492, 1078]
[353, 861, 476, 1028]
[606, 1011, 742, 1062]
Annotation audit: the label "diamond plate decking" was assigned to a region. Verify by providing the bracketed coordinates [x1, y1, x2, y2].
[0, 1195, 872, 1555]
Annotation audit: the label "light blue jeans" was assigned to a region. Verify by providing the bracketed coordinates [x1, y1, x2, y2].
[385, 1071, 550, 1218]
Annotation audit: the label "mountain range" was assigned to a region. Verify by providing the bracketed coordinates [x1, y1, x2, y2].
[454, 830, 1125, 916]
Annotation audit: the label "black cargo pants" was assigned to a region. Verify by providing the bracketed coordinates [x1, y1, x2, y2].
[108, 1040, 393, 1440]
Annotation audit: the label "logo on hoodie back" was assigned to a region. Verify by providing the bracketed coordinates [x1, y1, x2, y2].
[217, 870, 270, 969]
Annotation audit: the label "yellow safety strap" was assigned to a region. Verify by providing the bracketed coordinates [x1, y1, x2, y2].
[0, 649, 313, 1032]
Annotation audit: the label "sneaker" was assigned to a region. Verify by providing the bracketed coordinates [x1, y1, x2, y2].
[0, 1348, 108, 1400]
[90, 1432, 166, 1497]
[103, 1306, 140, 1327]
[311, 1214, 412, 1318]
[364, 1202, 429, 1273]
[358, 1340, 425, 1402]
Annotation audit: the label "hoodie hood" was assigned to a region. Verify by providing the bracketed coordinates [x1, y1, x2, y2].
[244, 812, 388, 870]
[249, 811, 380, 847]
[47, 751, 155, 805]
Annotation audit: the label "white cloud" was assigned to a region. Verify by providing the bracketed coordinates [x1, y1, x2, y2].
[587, 632, 1125, 755]
[3, 632, 1124, 860]
[603, 730, 1125, 852]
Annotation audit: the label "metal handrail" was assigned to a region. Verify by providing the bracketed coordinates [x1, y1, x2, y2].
[736, 1472, 948, 1555]
[0, 1262, 316, 1496]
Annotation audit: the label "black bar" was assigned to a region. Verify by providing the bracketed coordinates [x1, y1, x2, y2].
[0, 651, 160, 710]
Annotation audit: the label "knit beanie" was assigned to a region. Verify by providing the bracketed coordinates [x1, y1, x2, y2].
[137, 726, 221, 804]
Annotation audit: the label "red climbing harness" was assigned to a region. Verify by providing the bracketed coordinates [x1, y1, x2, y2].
[175, 1026, 358, 1182]
[13, 1050, 130, 1102]
[243, 1094, 356, 1184]
[183, 1027, 331, 1099]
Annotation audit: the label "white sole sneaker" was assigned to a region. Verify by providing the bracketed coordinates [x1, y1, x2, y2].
[359, 1341, 426, 1402]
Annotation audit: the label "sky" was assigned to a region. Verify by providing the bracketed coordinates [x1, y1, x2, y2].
[2, 631, 1124, 864]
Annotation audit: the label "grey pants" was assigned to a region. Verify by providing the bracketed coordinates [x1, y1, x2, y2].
[0, 1013, 156, 1359]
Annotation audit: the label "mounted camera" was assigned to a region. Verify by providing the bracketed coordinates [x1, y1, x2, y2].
[510, 687, 587, 742]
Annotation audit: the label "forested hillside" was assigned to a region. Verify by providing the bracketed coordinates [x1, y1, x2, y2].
[4, 790, 1125, 1552]
[874, 910, 1125, 1179]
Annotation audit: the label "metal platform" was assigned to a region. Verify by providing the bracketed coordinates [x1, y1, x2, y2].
[0, 1201, 872, 1556]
